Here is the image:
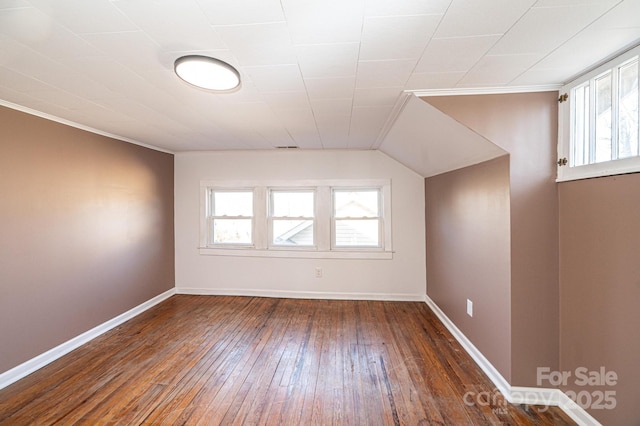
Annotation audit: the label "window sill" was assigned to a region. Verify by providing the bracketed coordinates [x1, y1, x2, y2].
[199, 247, 393, 260]
[556, 156, 640, 182]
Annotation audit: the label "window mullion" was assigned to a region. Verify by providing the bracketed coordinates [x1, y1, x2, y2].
[254, 187, 267, 249]
[316, 186, 331, 251]
[612, 66, 620, 160]
[589, 78, 597, 164]
[382, 183, 392, 250]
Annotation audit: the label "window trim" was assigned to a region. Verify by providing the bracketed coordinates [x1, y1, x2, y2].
[558, 44, 640, 182]
[199, 179, 393, 260]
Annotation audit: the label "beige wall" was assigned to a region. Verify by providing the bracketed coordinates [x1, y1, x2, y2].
[425, 92, 559, 386]
[425, 156, 512, 380]
[0, 106, 175, 374]
[174, 150, 426, 300]
[559, 174, 640, 425]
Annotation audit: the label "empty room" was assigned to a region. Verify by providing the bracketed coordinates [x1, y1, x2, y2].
[1, 1, 639, 425]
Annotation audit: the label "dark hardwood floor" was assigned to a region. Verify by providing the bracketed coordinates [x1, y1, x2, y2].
[0, 295, 575, 425]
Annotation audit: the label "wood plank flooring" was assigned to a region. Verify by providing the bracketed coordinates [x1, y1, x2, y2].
[0, 296, 575, 425]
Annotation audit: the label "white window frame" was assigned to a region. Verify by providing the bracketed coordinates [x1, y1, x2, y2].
[205, 188, 255, 248]
[558, 44, 640, 182]
[199, 179, 393, 259]
[331, 187, 384, 251]
[268, 188, 317, 250]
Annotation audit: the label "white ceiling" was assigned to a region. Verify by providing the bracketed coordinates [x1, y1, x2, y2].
[1, 0, 639, 153]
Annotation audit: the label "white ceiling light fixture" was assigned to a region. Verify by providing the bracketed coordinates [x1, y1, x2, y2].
[174, 55, 241, 91]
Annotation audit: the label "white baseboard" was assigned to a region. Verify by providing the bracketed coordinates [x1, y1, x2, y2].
[424, 295, 512, 397]
[557, 392, 604, 426]
[0, 288, 176, 391]
[509, 386, 561, 406]
[424, 295, 601, 426]
[176, 287, 425, 302]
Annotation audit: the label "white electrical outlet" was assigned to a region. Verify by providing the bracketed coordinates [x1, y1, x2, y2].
[467, 299, 473, 317]
[315, 267, 322, 278]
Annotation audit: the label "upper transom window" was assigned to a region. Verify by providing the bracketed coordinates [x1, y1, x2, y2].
[558, 44, 640, 181]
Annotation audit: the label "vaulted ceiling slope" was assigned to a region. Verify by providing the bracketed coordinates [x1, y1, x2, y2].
[1, 0, 639, 153]
[379, 95, 506, 177]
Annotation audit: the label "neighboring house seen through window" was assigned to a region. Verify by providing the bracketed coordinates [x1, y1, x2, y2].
[332, 189, 382, 249]
[269, 190, 315, 248]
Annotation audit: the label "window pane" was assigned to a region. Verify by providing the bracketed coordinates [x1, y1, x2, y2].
[213, 191, 253, 216]
[272, 191, 314, 217]
[618, 59, 639, 159]
[334, 190, 380, 217]
[213, 219, 252, 244]
[272, 219, 314, 246]
[595, 72, 612, 163]
[572, 84, 590, 166]
[335, 219, 379, 247]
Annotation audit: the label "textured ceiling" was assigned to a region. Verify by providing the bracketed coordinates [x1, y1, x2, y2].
[1, 0, 639, 152]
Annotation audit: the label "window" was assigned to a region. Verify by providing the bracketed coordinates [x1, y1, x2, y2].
[269, 190, 315, 247]
[558, 44, 640, 181]
[199, 179, 392, 259]
[332, 189, 382, 248]
[207, 189, 253, 246]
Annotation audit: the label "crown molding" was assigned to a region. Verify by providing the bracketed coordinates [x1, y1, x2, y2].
[407, 84, 562, 98]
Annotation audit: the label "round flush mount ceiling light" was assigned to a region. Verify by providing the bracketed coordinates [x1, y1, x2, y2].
[174, 55, 240, 91]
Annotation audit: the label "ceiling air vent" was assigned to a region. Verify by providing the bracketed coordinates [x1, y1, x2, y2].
[275, 146, 299, 149]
